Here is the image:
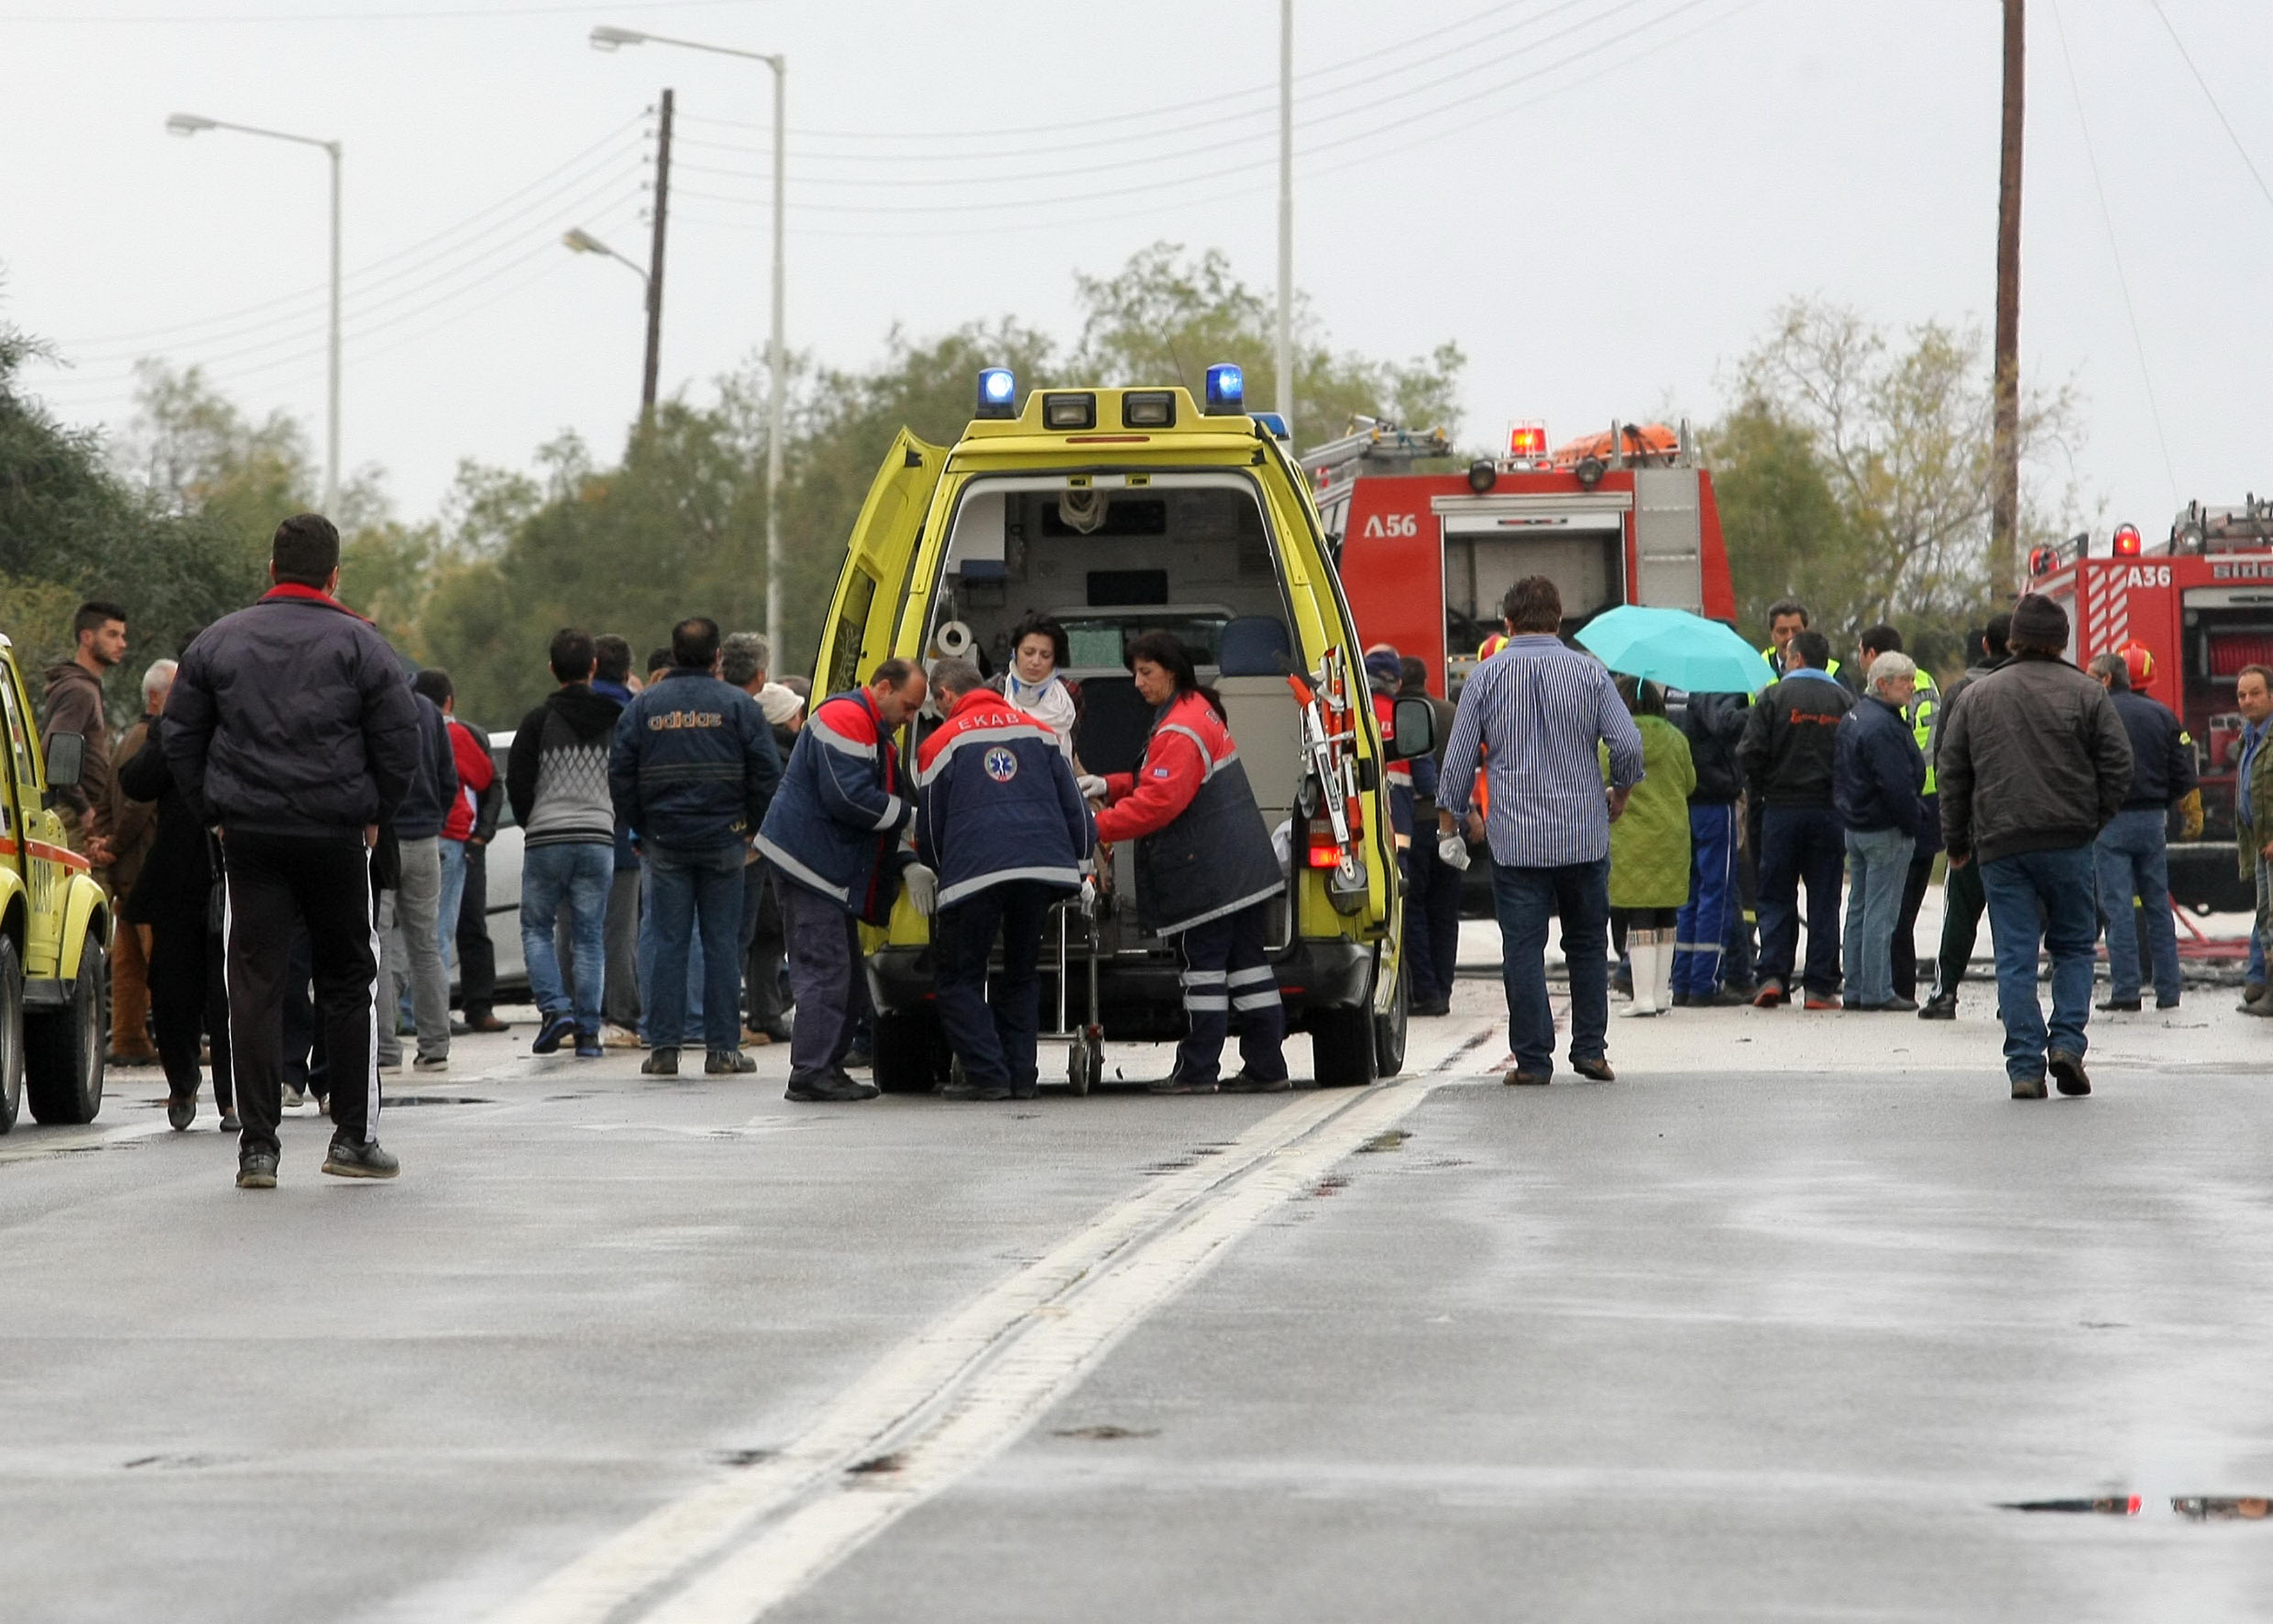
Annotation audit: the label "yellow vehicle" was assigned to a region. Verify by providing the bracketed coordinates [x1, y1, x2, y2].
[0, 632, 112, 1131]
[817, 365, 1435, 1092]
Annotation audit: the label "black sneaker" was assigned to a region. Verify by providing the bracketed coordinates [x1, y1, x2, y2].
[786, 1074, 878, 1103]
[940, 1081, 1012, 1101]
[2095, 997, 2141, 1013]
[1919, 992, 1958, 1020]
[574, 1031, 603, 1059]
[235, 1149, 278, 1189]
[2048, 1051, 2091, 1097]
[2156, 996, 2181, 1011]
[642, 1047, 680, 1078]
[219, 1109, 241, 1132]
[531, 1012, 577, 1055]
[167, 1092, 196, 1131]
[1148, 1077, 1218, 1094]
[1222, 1072, 1293, 1092]
[706, 1049, 758, 1075]
[321, 1137, 400, 1179]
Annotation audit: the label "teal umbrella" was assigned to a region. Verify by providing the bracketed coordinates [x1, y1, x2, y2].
[1574, 605, 1769, 696]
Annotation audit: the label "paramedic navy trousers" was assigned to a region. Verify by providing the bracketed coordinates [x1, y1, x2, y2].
[1171, 901, 1288, 1087]
[932, 879, 1057, 1092]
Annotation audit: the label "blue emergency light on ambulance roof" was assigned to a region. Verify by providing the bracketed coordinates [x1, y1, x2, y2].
[1204, 362, 1244, 415]
[2113, 522, 2142, 557]
[975, 367, 1017, 419]
[1252, 411, 1291, 441]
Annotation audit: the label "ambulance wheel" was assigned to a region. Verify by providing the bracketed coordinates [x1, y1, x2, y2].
[1310, 1003, 1379, 1089]
[872, 1009, 944, 1095]
[1372, 960, 1409, 1079]
[0, 936, 24, 1134]
[26, 931, 105, 1126]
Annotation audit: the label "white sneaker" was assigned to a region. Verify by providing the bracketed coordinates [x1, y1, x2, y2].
[282, 1084, 307, 1109]
[412, 1054, 449, 1074]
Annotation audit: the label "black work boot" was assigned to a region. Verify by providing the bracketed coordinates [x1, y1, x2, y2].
[321, 1137, 400, 1179]
[705, 1049, 757, 1076]
[642, 1047, 680, 1077]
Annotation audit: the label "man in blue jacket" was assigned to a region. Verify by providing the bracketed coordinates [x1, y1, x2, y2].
[608, 616, 781, 1079]
[915, 657, 1094, 1101]
[1833, 652, 1935, 1011]
[2088, 650, 2200, 1011]
[756, 657, 927, 1103]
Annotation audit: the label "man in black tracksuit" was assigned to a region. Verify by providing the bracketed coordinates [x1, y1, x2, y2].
[165, 513, 421, 1189]
[1736, 629, 1856, 1007]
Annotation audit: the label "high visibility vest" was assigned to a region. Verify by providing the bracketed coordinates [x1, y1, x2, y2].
[1906, 668, 1941, 796]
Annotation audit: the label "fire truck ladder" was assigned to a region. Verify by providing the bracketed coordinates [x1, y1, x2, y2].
[1299, 416, 1452, 494]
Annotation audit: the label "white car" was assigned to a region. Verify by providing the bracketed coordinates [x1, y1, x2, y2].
[475, 731, 527, 999]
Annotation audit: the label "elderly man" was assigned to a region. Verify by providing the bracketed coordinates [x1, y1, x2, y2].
[2088, 651, 2199, 1012]
[756, 658, 927, 1103]
[2231, 665, 2273, 1015]
[1833, 651, 1936, 1011]
[1438, 575, 1644, 1085]
[1939, 594, 2132, 1100]
[916, 657, 1093, 1101]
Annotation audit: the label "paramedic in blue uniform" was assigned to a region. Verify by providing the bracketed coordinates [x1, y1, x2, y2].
[914, 657, 1095, 1101]
[1093, 632, 1290, 1095]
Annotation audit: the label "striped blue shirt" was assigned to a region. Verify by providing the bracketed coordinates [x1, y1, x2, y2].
[1439, 635, 1647, 868]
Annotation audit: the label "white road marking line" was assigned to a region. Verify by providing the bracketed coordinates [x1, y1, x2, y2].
[487, 1023, 1492, 1624]
[0, 1114, 175, 1165]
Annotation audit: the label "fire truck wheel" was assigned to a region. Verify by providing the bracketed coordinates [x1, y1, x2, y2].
[0, 936, 24, 1134]
[871, 1008, 946, 1095]
[25, 931, 105, 1126]
[1372, 960, 1409, 1079]
[1311, 1002, 1379, 1089]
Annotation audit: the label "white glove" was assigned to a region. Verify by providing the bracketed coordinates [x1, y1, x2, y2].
[903, 862, 939, 917]
[1438, 834, 1472, 872]
[1077, 774, 1107, 801]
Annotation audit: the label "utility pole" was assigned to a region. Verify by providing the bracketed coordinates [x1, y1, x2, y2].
[642, 89, 673, 425]
[1993, 0, 2025, 589]
[1275, 0, 1294, 434]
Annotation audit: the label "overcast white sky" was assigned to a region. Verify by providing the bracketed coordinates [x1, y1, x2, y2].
[4, 0, 2269, 542]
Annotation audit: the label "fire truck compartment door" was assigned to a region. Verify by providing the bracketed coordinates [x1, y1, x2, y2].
[2184, 587, 2273, 611]
[1630, 467, 1704, 613]
[1435, 493, 1628, 623]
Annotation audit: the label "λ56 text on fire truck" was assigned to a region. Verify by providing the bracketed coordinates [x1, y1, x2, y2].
[814, 366, 1435, 1094]
[1313, 419, 1738, 696]
[2030, 500, 2273, 914]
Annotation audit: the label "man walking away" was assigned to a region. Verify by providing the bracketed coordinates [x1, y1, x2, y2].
[915, 658, 1093, 1101]
[1437, 577, 1644, 1084]
[41, 598, 126, 868]
[508, 629, 623, 1060]
[1738, 629, 1855, 1009]
[592, 634, 646, 1043]
[164, 512, 419, 1187]
[2088, 652, 2199, 1012]
[1834, 652, 1934, 1011]
[1920, 615, 2010, 1019]
[757, 659, 927, 1103]
[1671, 688, 1749, 1006]
[1938, 594, 2132, 1099]
[609, 616, 781, 1078]
[380, 680, 457, 1073]
[1399, 656, 1462, 1017]
[2229, 666, 2273, 1016]
[103, 657, 174, 1065]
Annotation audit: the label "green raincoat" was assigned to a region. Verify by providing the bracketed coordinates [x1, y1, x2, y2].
[1601, 714, 1696, 909]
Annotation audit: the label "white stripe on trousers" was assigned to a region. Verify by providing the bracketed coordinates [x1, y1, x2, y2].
[362, 844, 382, 1146]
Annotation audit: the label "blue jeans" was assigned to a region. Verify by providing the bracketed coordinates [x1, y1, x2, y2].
[521, 842, 613, 1033]
[638, 863, 706, 1045]
[1672, 803, 1737, 997]
[1979, 846, 2098, 1082]
[438, 837, 468, 974]
[642, 842, 746, 1054]
[1757, 805, 1845, 997]
[2093, 808, 2181, 1004]
[1490, 857, 1610, 1078]
[1841, 826, 1913, 1006]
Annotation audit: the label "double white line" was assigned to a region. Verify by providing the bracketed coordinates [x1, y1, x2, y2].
[490, 1033, 1488, 1624]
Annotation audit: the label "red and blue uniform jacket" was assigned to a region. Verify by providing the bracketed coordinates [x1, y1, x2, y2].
[756, 687, 912, 922]
[914, 689, 1094, 911]
[1095, 689, 1282, 936]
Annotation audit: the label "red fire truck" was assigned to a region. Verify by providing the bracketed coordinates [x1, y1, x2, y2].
[1312, 418, 1739, 695]
[2031, 498, 2273, 915]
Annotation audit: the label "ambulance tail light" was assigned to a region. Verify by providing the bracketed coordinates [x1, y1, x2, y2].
[975, 367, 1017, 419]
[2113, 522, 2142, 557]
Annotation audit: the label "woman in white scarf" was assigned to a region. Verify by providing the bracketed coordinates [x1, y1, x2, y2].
[994, 614, 1081, 764]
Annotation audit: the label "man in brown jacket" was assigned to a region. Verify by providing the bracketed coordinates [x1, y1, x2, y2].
[103, 657, 176, 1067]
[40, 599, 128, 867]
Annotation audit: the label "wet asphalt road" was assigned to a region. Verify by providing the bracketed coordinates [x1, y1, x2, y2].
[2, 985, 2269, 1623]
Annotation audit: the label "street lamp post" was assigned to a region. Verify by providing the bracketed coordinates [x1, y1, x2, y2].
[592, 24, 787, 661]
[561, 225, 659, 419]
[1276, 0, 1294, 435]
[167, 112, 343, 514]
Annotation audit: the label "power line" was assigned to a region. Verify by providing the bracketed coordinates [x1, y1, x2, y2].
[2050, 0, 2178, 505]
[2147, 0, 2273, 217]
[4, 0, 763, 23]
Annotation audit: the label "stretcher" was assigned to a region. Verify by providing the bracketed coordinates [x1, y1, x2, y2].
[1042, 881, 1107, 1094]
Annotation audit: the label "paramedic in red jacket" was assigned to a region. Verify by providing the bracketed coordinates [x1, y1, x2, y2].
[915, 658, 1094, 1101]
[1094, 632, 1289, 1094]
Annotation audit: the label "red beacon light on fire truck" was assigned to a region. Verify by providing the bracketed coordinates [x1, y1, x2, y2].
[2113, 522, 2143, 557]
[2028, 545, 2061, 577]
[1507, 421, 1548, 461]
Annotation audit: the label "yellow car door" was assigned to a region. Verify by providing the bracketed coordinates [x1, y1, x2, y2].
[813, 428, 948, 702]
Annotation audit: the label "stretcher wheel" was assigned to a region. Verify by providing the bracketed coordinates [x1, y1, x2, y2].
[1067, 1030, 1102, 1096]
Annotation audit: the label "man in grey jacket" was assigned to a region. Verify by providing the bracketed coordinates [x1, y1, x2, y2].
[1937, 593, 2133, 1101]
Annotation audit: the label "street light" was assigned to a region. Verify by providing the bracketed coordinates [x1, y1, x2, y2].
[168, 112, 344, 514]
[563, 226, 647, 283]
[591, 22, 787, 660]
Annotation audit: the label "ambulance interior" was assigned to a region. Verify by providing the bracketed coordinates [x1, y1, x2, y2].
[925, 475, 1305, 942]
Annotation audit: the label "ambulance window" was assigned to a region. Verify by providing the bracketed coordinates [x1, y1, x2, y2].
[0, 673, 31, 831]
[826, 569, 879, 698]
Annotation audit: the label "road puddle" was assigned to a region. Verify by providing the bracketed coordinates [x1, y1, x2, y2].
[1999, 1494, 2271, 1520]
